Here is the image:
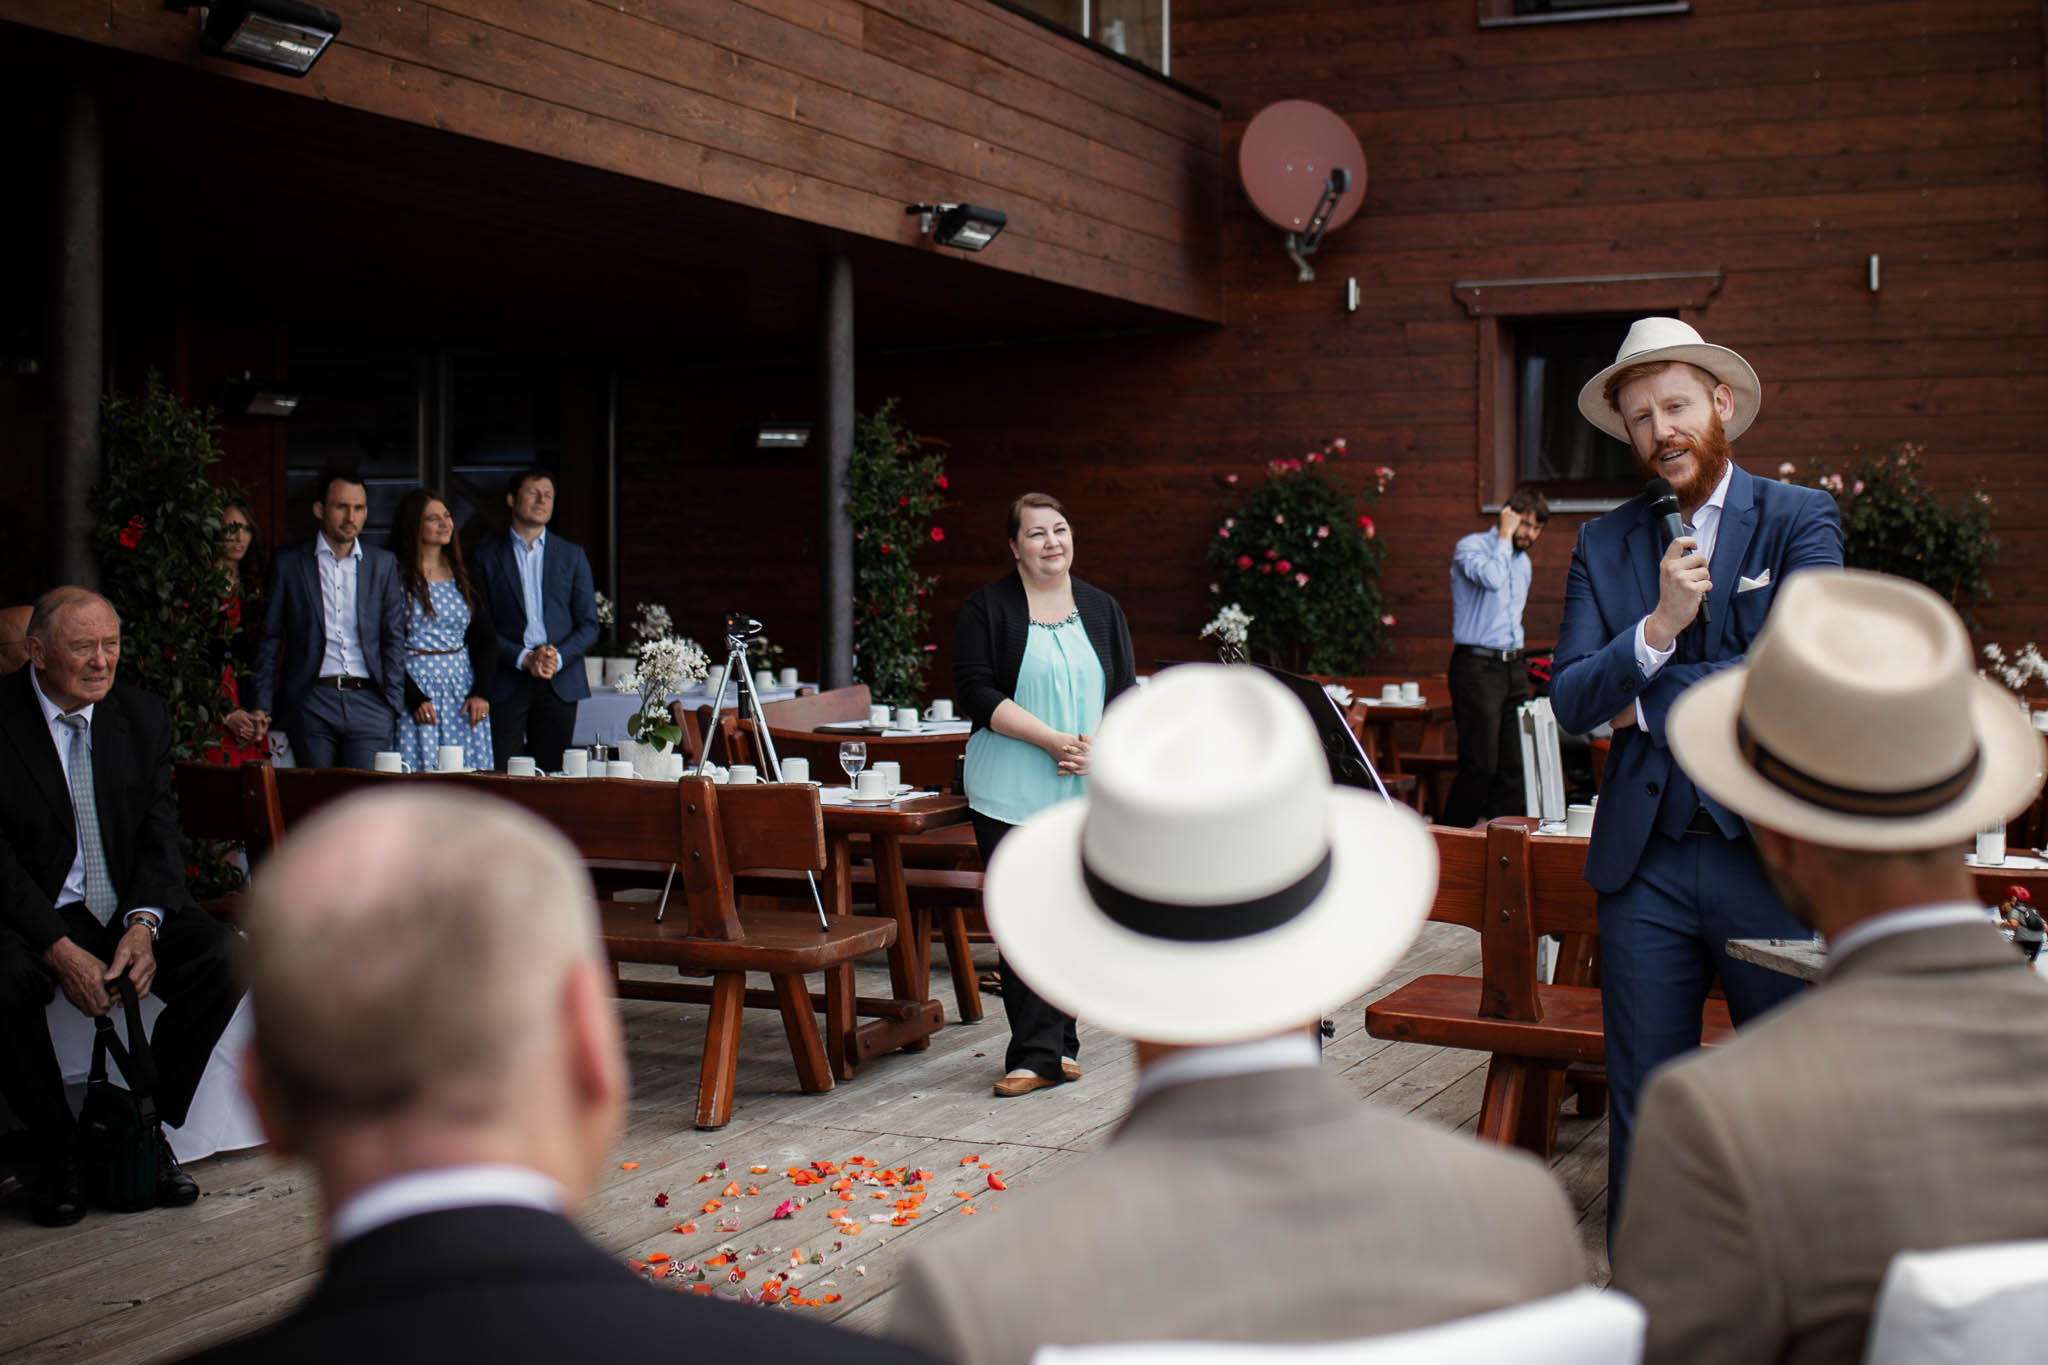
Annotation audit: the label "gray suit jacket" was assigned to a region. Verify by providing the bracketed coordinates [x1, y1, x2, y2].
[1614, 922, 2048, 1365]
[889, 1067, 1583, 1365]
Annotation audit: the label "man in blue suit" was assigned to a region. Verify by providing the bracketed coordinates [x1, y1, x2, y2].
[469, 468, 597, 773]
[251, 470, 407, 769]
[1548, 319, 1841, 1227]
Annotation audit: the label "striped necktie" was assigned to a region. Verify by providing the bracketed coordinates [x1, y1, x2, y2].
[57, 713, 117, 925]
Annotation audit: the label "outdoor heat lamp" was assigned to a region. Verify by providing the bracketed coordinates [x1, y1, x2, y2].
[165, 0, 343, 77]
[905, 203, 1008, 252]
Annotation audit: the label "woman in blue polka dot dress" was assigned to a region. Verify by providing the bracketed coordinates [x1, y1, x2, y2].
[391, 488, 497, 772]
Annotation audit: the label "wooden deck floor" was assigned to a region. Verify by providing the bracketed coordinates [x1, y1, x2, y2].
[0, 921, 1610, 1362]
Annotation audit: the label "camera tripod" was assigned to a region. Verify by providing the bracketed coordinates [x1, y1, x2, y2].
[697, 613, 828, 929]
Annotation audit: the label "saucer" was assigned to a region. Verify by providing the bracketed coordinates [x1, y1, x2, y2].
[846, 792, 899, 805]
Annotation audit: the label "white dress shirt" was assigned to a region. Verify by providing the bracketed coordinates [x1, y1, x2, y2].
[315, 534, 369, 678]
[1131, 1030, 1323, 1107]
[511, 528, 549, 667]
[1827, 900, 1994, 965]
[28, 665, 162, 932]
[330, 1163, 566, 1248]
[1630, 459, 1735, 727]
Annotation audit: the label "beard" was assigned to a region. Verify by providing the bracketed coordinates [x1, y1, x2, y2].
[1635, 407, 1733, 510]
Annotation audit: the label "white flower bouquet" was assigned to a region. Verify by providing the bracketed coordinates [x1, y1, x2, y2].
[617, 635, 710, 750]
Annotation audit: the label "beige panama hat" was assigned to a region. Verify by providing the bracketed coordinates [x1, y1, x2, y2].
[1577, 317, 1763, 444]
[1666, 570, 2045, 851]
[982, 664, 1438, 1045]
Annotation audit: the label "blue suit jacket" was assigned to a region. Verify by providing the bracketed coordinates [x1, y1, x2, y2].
[1550, 465, 1842, 892]
[469, 529, 598, 704]
[252, 539, 408, 732]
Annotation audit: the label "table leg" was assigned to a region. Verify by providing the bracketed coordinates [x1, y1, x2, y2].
[870, 831, 933, 1052]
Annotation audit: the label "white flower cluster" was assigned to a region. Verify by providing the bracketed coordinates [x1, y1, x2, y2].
[593, 590, 617, 631]
[1982, 642, 2048, 695]
[1322, 683, 1354, 707]
[630, 601, 675, 650]
[1201, 603, 1253, 651]
[617, 635, 710, 716]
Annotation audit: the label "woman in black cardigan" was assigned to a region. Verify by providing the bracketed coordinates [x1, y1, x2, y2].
[954, 492, 1137, 1097]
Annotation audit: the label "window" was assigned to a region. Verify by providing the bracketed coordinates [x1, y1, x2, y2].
[1515, 316, 1639, 485]
[1478, 0, 1688, 27]
[997, 0, 1171, 76]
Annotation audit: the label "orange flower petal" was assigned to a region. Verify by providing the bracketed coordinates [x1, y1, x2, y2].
[720, 1181, 741, 1197]
[646, 1252, 670, 1264]
[673, 1223, 697, 1235]
[702, 1199, 724, 1213]
[960, 1204, 978, 1215]
[750, 1165, 770, 1174]
[620, 1162, 640, 1171]
[960, 1154, 980, 1165]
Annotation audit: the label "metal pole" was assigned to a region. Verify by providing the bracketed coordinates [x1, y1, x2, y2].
[817, 253, 855, 689]
[54, 80, 102, 589]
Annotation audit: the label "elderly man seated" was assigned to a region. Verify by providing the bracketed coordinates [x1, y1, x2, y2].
[889, 665, 1584, 1365]
[1614, 569, 2048, 1364]
[0, 587, 243, 1225]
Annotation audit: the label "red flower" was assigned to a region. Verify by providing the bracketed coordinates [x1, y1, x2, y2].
[1264, 549, 1277, 560]
[1259, 563, 1272, 574]
[880, 544, 892, 555]
[936, 474, 948, 489]
[1358, 515, 1376, 539]
[1217, 526, 1230, 539]
[654, 1192, 669, 1208]
[1235, 554, 1252, 570]
[898, 495, 909, 506]
[119, 515, 145, 549]
[1275, 560, 1292, 573]
[930, 526, 944, 542]
[161, 644, 177, 662]
[1306, 451, 1322, 463]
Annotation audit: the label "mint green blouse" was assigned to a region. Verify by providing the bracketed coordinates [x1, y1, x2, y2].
[963, 611, 1106, 826]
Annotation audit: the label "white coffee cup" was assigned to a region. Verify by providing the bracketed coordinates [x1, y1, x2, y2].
[729, 764, 759, 784]
[704, 765, 727, 783]
[1379, 684, 1402, 702]
[507, 756, 537, 777]
[925, 699, 955, 721]
[1565, 803, 1596, 837]
[437, 745, 466, 773]
[780, 757, 810, 784]
[1400, 681, 1420, 701]
[873, 761, 901, 791]
[868, 704, 890, 727]
[663, 751, 686, 780]
[561, 749, 589, 777]
[894, 706, 919, 729]
[605, 760, 636, 779]
[372, 751, 410, 773]
[754, 670, 775, 692]
[855, 769, 889, 798]
[779, 667, 799, 687]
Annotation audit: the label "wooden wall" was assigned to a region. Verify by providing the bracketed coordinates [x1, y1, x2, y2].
[616, 0, 2048, 688]
[0, 0, 1222, 322]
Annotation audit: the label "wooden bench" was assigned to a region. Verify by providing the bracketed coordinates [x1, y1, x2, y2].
[269, 768, 896, 1129]
[172, 760, 286, 922]
[1366, 818, 1730, 1158]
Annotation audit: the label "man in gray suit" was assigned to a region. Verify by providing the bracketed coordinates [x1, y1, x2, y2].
[251, 469, 407, 768]
[1616, 569, 2048, 1365]
[889, 666, 1584, 1365]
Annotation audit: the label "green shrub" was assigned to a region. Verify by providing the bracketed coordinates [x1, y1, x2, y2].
[848, 400, 949, 708]
[1786, 444, 1996, 624]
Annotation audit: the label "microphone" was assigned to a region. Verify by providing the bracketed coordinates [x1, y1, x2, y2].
[1645, 476, 1710, 626]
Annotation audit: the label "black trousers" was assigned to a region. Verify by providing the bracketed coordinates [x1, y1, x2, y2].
[493, 670, 577, 773]
[971, 810, 1078, 1080]
[0, 904, 241, 1161]
[1443, 649, 1529, 828]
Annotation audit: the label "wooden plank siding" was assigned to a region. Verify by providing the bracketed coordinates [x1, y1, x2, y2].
[613, 0, 2048, 684]
[0, 0, 1223, 322]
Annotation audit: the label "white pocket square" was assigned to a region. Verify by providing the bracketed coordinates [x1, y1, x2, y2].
[1737, 570, 1772, 593]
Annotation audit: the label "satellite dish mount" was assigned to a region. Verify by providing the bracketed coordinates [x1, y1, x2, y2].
[1284, 168, 1351, 283]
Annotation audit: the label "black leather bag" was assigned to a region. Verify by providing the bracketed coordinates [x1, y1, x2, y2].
[76, 976, 162, 1213]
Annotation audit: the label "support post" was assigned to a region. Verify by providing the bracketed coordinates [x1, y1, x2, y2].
[817, 253, 854, 689]
[53, 81, 103, 589]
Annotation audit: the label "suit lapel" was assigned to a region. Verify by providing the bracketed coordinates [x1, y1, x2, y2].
[1623, 504, 1662, 622]
[2, 672, 73, 834]
[299, 542, 326, 647]
[1706, 466, 1758, 656]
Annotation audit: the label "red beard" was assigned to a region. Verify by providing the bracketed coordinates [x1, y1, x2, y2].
[1635, 407, 1733, 510]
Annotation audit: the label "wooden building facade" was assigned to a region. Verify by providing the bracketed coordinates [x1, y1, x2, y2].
[2, 0, 2042, 683]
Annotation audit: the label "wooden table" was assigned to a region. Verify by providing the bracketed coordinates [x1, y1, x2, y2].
[818, 793, 971, 1074]
[1725, 937, 1826, 982]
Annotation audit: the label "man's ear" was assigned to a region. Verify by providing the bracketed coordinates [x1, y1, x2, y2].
[242, 1045, 300, 1159]
[505, 489, 518, 513]
[562, 960, 627, 1114]
[1712, 383, 1736, 421]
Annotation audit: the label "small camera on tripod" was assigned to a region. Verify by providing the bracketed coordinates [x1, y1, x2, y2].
[724, 612, 764, 640]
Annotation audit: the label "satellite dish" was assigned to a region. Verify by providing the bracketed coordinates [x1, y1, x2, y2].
[1238, 100, 1367, 282]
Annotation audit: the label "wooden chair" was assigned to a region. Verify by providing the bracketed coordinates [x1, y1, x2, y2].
[1367, 818, 1730, 1158]
[173, 760, 285, 922]
[757, 684, 871, 729]
[269, 768, 896, 1129]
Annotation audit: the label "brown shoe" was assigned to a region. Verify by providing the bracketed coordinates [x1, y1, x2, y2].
[992, 1072, 1059, 1098]
[1060, 1058, 1083, 1082]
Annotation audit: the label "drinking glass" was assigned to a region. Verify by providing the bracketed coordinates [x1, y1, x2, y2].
[839, 741, 867, 784]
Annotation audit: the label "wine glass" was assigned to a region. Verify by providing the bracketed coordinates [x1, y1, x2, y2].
[839, 741, 867, 786]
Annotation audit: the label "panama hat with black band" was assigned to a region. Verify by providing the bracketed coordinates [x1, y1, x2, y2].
[1577, 317, 1763, 444]
[1665, 569, 2044, 852]
[982, 664, 1438, 1046]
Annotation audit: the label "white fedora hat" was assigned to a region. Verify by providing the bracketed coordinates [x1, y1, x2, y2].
[983, 664, 1437, 1046]
[1577, 317, 1763, 444]
[1667, 570, 2044, 851]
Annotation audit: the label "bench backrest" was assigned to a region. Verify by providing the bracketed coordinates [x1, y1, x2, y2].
[759, 684, 871, 729]
[173, 761, 285, 864]
[270, 769, 824, 941]
[1429, 818, 1601, 1023]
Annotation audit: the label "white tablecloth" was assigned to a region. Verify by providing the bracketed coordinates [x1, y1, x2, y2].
[572, 681, 812, 747]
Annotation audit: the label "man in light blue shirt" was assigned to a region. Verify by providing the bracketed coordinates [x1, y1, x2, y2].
[1444, 486, 1548, 827]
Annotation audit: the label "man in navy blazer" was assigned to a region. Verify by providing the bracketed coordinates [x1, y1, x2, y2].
[1548, 319, 1841, 1225]
[468, 467, 597, 773]
[251, 470, 407, 769]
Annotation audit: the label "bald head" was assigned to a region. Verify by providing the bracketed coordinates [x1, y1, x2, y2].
[0, 604, 30, 676]
[244, 790, 606, 1138]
